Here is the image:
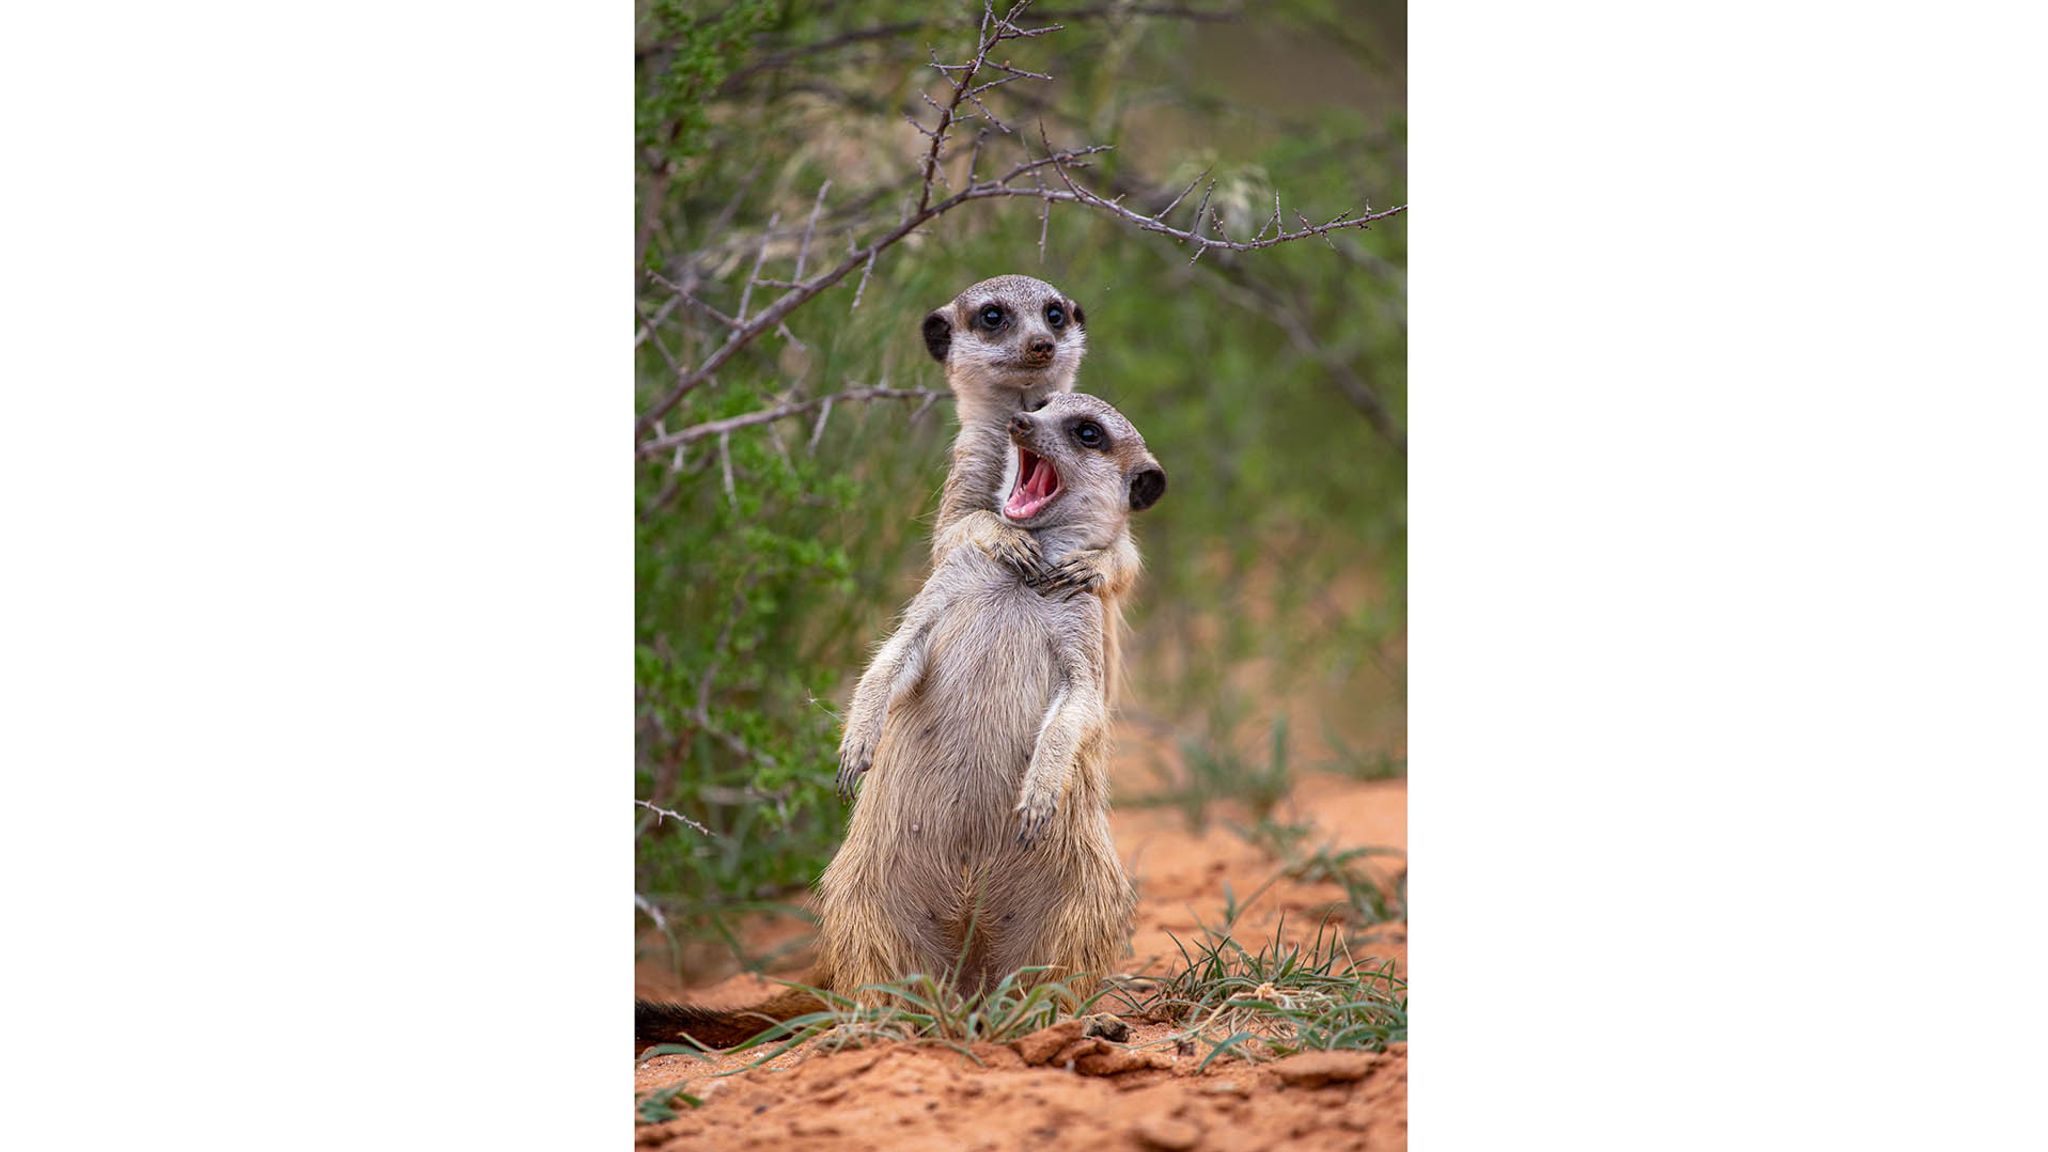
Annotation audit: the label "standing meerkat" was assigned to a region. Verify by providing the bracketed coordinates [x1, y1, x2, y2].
[635, 394, 1166, 1049]
[920, 273, 1145, 695]
[824, 391, 1166, 1005]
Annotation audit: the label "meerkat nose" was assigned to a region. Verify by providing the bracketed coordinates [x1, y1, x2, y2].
[1010, 413, 1032, 435]
[1028, 339, 1053, 355]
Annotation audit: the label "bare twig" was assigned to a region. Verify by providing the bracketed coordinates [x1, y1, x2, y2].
[634, 891, 670, 931]
[718, 431, 736, 509]
[793, 181, 831, 281]
[807, 394, 835, 454]
[735, 211, 779, 324]
[634, 294, 682, 348]
[1033, 124, 1408, 259]
[850, 249, 880, 312]
[636, 798, 714, 837]
[643, 386, 950, 454]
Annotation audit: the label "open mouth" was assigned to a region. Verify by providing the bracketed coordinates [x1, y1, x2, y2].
[1003, 445, 1061, 521]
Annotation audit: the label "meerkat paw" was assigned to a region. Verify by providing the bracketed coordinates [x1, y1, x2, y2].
[1015, 788, 1059, 846]
[836, 735, 875, 802]
[975, 520, 1044, 577]
[1025, 552, 1106, 601]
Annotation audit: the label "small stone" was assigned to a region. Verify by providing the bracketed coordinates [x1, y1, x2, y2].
[1082, 1014, 1131, 1042]
[1079, 1045, 1169, 1076]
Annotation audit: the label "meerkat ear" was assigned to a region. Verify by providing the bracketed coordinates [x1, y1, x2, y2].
[1128, 461, 1166, 511]
[921, 311, 952, 362]
[1070, 300, 1087, 329]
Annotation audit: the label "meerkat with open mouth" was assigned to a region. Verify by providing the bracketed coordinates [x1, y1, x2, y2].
[823, 391, 1166, 1004]
[636, 394, 1165, 1047]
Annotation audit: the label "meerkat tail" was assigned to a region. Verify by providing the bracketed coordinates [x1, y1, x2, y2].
[634, 984, 829, 1050]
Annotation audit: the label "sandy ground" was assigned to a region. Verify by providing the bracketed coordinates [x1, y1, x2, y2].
[636, 746, 1407, 1150]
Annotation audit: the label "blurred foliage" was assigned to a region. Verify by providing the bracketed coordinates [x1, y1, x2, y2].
[635, 0, 1406, 972]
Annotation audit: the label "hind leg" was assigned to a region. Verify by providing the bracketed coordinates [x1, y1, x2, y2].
[818, 854, 974, 1008]
[983, 839, 1134, 1006]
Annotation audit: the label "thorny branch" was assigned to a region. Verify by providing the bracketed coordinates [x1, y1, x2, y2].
[635, 0, 1403, 457]
[642, 386, 949, 454]
[636, 797, 714, 837]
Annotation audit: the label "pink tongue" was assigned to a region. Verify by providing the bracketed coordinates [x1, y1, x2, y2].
[1004, 452, 1058, 518]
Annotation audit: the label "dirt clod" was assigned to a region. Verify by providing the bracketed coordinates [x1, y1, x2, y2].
[1010, 1020, 1088, 1065]
[1271, 1050, 1378, 1088]
[1134, 1116, 1202, 1150]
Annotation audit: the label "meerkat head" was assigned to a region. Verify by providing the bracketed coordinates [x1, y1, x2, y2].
[999, 393, 1166, 540]
[921, 274, 1088, 398]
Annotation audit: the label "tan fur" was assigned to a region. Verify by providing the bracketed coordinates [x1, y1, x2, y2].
[827, 393, 1166, 1006]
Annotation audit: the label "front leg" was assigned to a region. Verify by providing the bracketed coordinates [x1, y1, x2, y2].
[1025, 533, 1140, 602]
[934, 509, 1043, 577]
[837, 613, 936, 801]
[1015, 647, 1104, 846]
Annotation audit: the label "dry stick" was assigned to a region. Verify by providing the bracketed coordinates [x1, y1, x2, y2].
[850, 249, 881, 311]
[647, 270, 743, 332]
[718, 431, 737, 509]
[634, 892, 671, 934]
[915, 0, 1052, 214]
[793, 180, 831, 281]
[735, 211, 780, 324]
[634, 293, 682, 348]
[636, 303, 684, 377]
[644, 386, 949, 453]
[1036, 121, 1409, 256]
[1038, 170, 1053, 261]
[636, 798, 714, 837]
[807, 395, 836, 454]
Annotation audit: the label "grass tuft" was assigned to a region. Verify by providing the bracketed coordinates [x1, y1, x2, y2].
[1120, 915, 1407, 1067]
[703, 966, 1114, 1075]
[635, 1083, 703, 1124]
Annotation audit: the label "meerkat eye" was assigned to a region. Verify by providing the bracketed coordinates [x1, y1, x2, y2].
[978, 304, 1005, 329]
[1072, 421, 1105, 449]
[1045, 303, 1065, 329]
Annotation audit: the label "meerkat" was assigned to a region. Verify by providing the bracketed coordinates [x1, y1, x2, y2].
[821, 391, 1165, 1005]
[919, 273, 1145, 698]
[635, 394, 1166, 1048]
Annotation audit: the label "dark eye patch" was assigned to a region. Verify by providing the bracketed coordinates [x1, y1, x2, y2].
[1071, 420, 1105, 449]
[1045, 303, 1065, 328]
[978, 303, 1005, 330]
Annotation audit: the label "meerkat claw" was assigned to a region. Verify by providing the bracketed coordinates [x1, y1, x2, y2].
[1027, 555, 1103, 600]
[836, 748, 872, 802]
[1015, 792, 1057, 846]
[985, 529, 1043, 576]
